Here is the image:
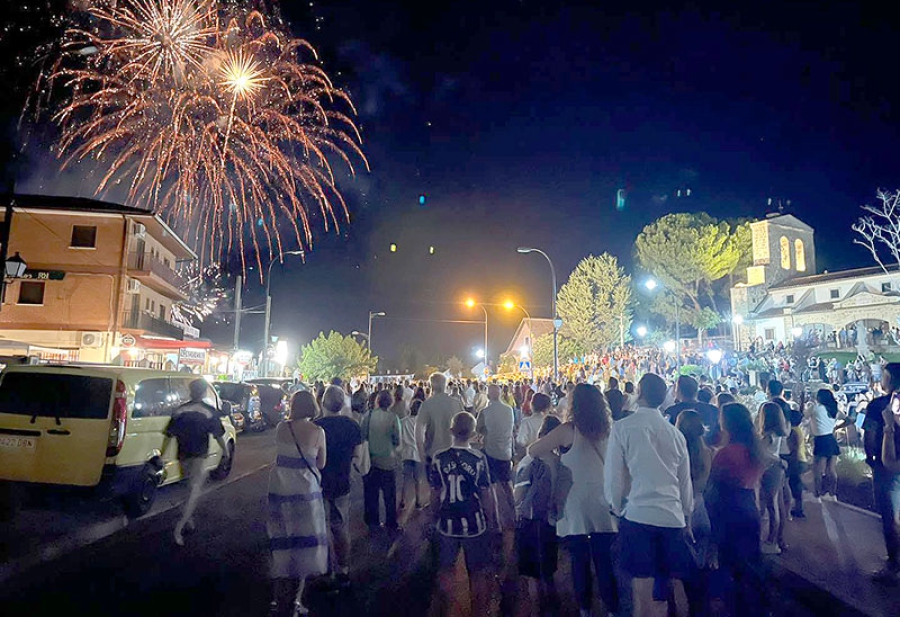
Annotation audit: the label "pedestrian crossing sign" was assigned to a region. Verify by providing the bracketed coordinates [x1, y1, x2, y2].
[519, 360, 531, 370]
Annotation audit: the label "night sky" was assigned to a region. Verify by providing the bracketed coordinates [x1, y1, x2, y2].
[3, 1, 900, 369]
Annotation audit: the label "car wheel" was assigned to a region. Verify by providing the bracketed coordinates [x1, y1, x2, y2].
[123, 465, 159, 518]
[210, 441, 234, 481]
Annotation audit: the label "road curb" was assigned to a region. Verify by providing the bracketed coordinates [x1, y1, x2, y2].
[0, 462, 271, 585]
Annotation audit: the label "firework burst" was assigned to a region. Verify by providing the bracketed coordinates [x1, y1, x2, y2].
[37, 0, 367, 276]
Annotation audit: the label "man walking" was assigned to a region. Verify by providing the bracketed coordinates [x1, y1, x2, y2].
[165, 379, 228, 546]
[605, 373, 693, 617]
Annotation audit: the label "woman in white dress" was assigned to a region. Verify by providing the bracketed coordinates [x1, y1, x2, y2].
[528, 384, 619, 617]
[268, 391, 328, 616]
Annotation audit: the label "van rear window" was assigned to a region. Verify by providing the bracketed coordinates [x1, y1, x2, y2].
[0, 373, 113, 420]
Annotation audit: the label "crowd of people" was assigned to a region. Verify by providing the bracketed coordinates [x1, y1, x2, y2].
[166, 356, 900, 617]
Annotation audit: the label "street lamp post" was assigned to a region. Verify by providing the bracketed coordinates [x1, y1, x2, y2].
[368, 310, 385, 357]
[465, 299, 489, 369]
[645, 278, 681, 369]
[263, 250, 304, 378]
[517, 247, 559, 381]
[732, 315, 744, 352]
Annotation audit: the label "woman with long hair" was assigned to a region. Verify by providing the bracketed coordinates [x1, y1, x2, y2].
[268, 392, 328, 616]
[756, 402, 789, 554]
[706, 403, 765, 617]
[522, 388, 535, 418]
[528, 384, 619, 617]
[809, 388, 846, 500]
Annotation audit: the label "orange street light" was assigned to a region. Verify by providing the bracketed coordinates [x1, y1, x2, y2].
[503, 300, 515, 310]
[465, 298, 476, 308]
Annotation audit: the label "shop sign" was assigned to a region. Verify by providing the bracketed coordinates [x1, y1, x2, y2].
[121, 334, 137, 347]
[178, 347, 207, 364]
[21, 269, 65, 281]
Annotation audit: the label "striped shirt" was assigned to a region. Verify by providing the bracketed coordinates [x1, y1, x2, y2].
[430, 446, 491, 537]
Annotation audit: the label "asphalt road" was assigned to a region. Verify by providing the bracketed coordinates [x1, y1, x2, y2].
[0, 430, 872, 617]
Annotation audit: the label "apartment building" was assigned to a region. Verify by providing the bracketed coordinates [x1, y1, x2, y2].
[0, 194, 201, 365]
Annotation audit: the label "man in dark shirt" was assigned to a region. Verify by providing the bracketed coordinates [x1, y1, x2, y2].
[863, 363, 900, 582]
[165, 379, 227, 546]
[665, 375, 718, 430]
[315, 385, 363, 582]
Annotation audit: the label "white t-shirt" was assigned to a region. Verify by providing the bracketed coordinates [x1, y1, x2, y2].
[476, 400, 515, 461]
[810, 403, 840, 437]
[399, 415, 420, 462]
[516, 413, 545, 449]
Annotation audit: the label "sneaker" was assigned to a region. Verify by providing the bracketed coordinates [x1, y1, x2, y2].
[761, 542, 782, 555]
[822, 494, 838, 502]
[872, 566, 900, 584]
[790, 509, 806, 519]
[174, 529, 185, 547]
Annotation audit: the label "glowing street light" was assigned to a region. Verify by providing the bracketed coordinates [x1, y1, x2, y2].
[636, 325, 648, 338]
[475, 348, 485, 359]
[707, 349, 723, 364]
[732, 315, 744, 325]
[791, 326, 803, 338]
[644, 277, 681, 368]
[663, 340, 677, 353]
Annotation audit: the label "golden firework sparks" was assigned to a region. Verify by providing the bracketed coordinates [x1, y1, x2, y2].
[33, 0, 367, 277]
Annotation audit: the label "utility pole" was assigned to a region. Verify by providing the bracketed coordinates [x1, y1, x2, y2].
[261, 295, 271, 378]
[233, 275, 242, 351]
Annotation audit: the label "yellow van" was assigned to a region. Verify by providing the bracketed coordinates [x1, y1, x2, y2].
[0, 365, 236, 516]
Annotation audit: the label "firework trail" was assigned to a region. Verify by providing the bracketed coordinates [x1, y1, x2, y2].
[35, 0, 367, 277]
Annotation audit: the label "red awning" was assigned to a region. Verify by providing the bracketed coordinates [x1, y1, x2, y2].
[136, 337, 213, 350]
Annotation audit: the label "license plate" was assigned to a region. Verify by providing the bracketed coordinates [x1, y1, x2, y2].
[0, 436, 36, 450]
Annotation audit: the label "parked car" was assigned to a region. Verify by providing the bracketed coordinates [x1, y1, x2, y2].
[213, 382, 264, 432]
[0, 365, 236, 517]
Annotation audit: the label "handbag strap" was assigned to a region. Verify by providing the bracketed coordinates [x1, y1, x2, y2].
[583, 431, 606, 465]
[287, 421, 322, 486]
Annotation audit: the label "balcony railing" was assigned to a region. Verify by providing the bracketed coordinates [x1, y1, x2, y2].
[122, 311, 184, 340]
[127, 252, 186, 290]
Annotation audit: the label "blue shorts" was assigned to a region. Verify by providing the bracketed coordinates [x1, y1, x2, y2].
[617, 518, 692, 580]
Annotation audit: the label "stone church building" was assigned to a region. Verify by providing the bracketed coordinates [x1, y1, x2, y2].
[731, 213, 900, 352]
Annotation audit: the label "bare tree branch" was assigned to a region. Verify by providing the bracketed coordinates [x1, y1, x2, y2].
[853, 189, 900, 275]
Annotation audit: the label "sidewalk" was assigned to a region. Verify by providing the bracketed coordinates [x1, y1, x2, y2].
[770, 494, 900, 617]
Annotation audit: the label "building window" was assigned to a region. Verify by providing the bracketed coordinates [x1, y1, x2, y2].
[764, 328, 775, 341]
[145, 298, 151, 311]
[780, 236, 791, 270]
[158, 304, 166, 320]
[883, 282, 893, 293]
[18, 281, 45, 305]
[785, 295, 794, 304]
[70, 225, 97, 248]
[794, 239, 806, 272]
[830, 289, 839, 299]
